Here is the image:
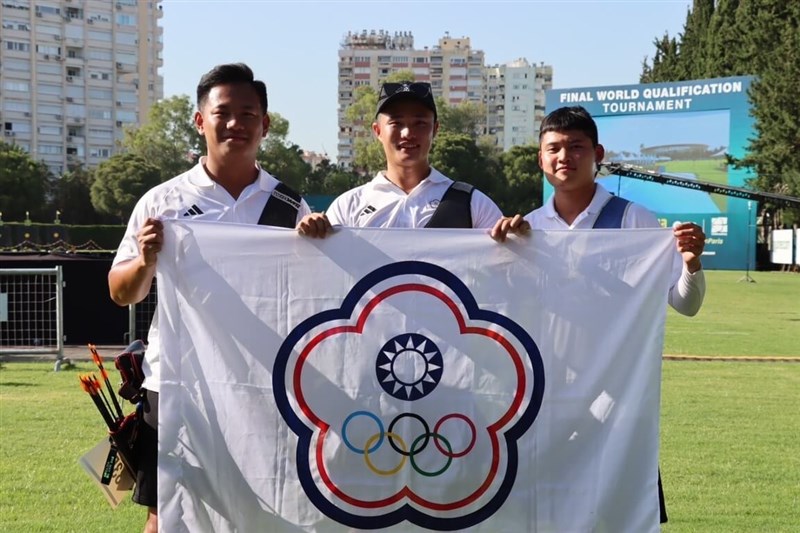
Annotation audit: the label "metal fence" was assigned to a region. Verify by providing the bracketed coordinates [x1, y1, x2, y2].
[0, 266, 65, 367]
[127, 280, 156, 345]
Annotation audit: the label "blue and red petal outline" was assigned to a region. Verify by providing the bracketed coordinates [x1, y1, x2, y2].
[273, 260, 545, 530]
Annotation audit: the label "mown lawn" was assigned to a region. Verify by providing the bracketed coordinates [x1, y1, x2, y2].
[1, 270, 797, 531]
[664, 270, 799, 357]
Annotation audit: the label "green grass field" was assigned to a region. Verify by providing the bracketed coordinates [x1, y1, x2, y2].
[664, 271, 799, 357]
[660, 159, 729, 186]
[660, 361, 800, 533]
[653, 159, 730, 211]
[1, 271, 798, 532]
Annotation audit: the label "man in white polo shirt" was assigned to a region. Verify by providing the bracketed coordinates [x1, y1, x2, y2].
[108, 63, 310, 533]
[298, 81, 526, 238]
[525, 105, 706, 316]
[525, 105, 706, 524]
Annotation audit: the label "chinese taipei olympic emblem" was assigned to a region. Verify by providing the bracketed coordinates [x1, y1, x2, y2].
[273, 261, 544, 530]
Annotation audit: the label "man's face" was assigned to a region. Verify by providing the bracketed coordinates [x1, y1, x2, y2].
[538, 129, 604, 193]
[372, 99, 438, 169]
[194, 83, 269, 162]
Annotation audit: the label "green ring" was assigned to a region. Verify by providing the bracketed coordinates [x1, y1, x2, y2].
[409, 433, 452, 477]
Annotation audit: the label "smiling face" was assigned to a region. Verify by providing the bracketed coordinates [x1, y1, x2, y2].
[372, 98, 438, 174]
[538, 129, 605, 194]
[194, 82, 269, 165]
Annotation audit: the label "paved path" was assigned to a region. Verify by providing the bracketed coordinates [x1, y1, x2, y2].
[0, 345, 127, 363]
[663, 354, 800, 363]
[3, 347, 798, 364]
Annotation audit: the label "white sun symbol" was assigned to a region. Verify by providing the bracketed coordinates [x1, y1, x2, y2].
[376, 333, 443, 401]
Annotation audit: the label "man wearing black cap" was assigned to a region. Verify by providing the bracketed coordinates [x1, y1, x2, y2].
[297, 81, 527, 238]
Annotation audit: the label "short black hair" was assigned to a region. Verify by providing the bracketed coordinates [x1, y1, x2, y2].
[539, 106, 599, 146]
[196, 63, 268, 114]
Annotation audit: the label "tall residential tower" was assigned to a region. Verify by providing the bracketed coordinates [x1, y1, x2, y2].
[0, 0, 163, 175]
[337, 30, 485, 167]
[337, 30, 553, 166]
[485, 58, 552, 151]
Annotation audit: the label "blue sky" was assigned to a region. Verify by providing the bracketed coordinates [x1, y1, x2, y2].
[161, 0, 692, 159]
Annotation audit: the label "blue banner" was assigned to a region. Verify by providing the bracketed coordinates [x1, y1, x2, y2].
[545, 76, 755, 270]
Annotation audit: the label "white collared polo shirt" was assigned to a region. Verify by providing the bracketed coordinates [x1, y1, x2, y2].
[112, 158, 310, 392]
[525, 183, 704, 312]
[524, 183, 658, 230]
[326, 167, 502, 229]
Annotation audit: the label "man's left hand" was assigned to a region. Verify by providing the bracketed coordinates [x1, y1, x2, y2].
[673, 222, 705, 273]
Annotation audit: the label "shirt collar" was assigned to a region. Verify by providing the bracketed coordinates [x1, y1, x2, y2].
[371, 166, 448, 190]
[542, 183, 612, 219]
[586, 184, 612, 213]
[188, 156, 269, 190]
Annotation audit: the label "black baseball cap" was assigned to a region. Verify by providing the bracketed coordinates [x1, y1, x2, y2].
[376, 81, 437, 120]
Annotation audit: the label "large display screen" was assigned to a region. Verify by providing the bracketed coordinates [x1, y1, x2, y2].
[545, 76, 755, 270]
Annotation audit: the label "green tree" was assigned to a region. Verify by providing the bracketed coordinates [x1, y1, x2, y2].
[259, 142, 311, 192]
[705, 0, 744, 76]
[641, 33, 681, 82]
[308, 160, 365, 196]
[0, 141, 54, 221]
[121, 95, 204, 182]
[735, 1, 800, 206]
[678, 0, 715, 79]
[346, 85, 383, 174]
[345, 85, 379, 128]
[304, 158, 333, 194]
[90, 153, 162, 221]
[499, 144, 543, 215]
[351, 137, 386, 175]
[51, 164, 110, 224]
[733, 0, 769, 75]
[642, 0, 800, 223]
[430, 132, 504, 201]
[265, 112, 290, 142]
[436, 99, 486, 138]
[258, 112, 312, 191]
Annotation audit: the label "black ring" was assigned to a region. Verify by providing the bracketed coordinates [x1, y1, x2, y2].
[387, 413, 430, 457]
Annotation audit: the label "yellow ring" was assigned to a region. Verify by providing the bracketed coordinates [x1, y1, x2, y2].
[363, 431, 407, 476]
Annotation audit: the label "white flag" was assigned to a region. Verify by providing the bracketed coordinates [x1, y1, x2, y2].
[157, 221, 674, 532]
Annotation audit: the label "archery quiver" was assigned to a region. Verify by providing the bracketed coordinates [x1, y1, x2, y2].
[114, 339, 146, 404]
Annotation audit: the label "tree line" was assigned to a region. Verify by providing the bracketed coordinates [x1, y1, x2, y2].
[641, 0, 799, 223]
[0, 76, 543, 224]
[11, 0, 795, 228]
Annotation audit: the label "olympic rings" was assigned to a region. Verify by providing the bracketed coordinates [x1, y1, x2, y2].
[341, 411, 384, 455]
[340, 410, 476, 477]
[388, 413, 430, 456]
[363, 432, 407, 476]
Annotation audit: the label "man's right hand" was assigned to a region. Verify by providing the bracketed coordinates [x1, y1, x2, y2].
[491, 214, 531, 242]
[109, 217, 163, 306]
[297, 213, 333, 238]
[137, 217, 164, 266]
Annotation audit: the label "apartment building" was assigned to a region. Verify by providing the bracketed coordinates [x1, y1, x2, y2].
[0, 0, 163, 176]
[485, 59, 553, 151]
[337, 30, 485, 167]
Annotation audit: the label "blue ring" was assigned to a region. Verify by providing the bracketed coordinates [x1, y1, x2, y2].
[341, 410, 384, 455]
